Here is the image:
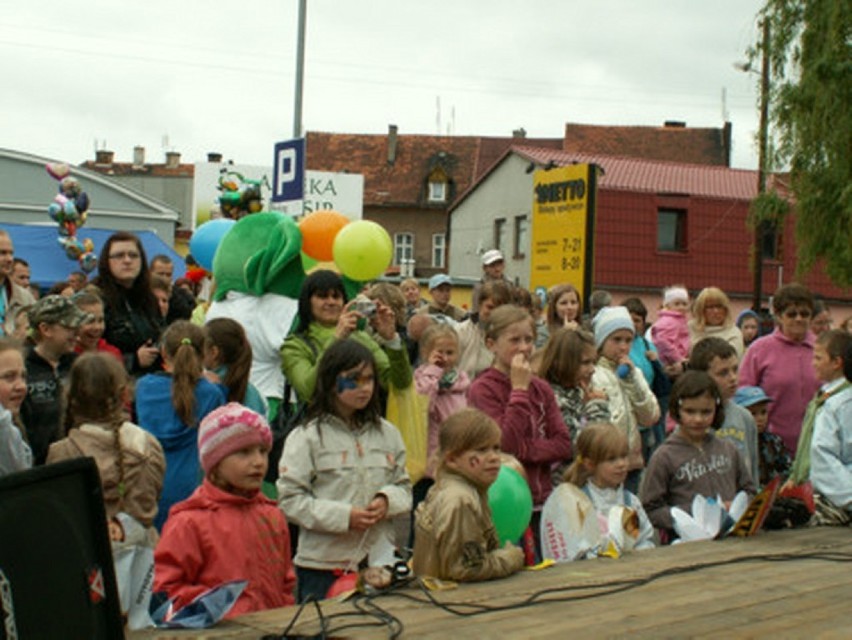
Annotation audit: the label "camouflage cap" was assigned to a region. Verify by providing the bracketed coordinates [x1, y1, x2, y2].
[28, 295, 89, 328]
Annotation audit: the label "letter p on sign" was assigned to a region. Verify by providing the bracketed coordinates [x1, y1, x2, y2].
[272, 138, 305, 203]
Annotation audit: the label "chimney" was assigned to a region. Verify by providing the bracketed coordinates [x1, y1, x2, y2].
[387, 124, 398, 165]
[132, 146, 145, 167]
[165, 151, 181, 168]
[663, 120, 687, 128]
[207, 152, 223, 163]
[95, 149, 114, 165]
[512, 127, 527, 139]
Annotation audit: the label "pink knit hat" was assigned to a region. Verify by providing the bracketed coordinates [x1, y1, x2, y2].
[198, 403, 272, 473]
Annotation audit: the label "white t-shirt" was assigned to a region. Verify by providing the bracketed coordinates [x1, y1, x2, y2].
[206, 292, 298, 399]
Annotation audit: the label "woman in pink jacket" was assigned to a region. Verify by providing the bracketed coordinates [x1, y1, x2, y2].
[739, 284, 820, 457]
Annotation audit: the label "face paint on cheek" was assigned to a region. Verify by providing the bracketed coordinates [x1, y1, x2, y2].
[336, 376, 359, 394]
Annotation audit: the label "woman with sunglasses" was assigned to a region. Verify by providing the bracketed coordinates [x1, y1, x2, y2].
[92, 232, 164, 376]
[739, 283, 820, 457]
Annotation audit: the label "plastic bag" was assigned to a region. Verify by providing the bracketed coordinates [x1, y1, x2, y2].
[111, 513, 156, 630]
[385, 383, 429, 484]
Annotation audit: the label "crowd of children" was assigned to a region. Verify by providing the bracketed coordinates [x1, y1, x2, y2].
[0, 236, 850, 624]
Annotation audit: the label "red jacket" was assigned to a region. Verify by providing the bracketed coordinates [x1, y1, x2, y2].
[468, 367, 572, 506]
[154, 480, 295, 617]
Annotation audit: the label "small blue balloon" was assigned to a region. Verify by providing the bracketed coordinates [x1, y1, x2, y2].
[75, 192, 89, 214]
[189, 218, 237, 271]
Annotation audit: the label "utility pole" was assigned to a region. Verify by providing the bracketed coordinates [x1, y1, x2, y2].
[293, 0, 307, 138]
[752, 18, 770, 313]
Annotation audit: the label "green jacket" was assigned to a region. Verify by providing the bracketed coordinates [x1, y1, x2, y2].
[280, 322, 412, 403]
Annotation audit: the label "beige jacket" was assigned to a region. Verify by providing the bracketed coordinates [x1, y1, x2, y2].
[46, 421, 166, 528]
[413, 470, 524, 581]
[277, 414, 412, 571]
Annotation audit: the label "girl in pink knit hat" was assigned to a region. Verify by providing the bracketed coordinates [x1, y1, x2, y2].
[154, 403, 295, 618]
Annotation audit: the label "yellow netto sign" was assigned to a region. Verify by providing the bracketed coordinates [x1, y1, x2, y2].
[529, 163, 597, 302]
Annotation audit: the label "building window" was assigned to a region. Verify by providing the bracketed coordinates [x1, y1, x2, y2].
[428, 181, 447, 203]
[657, 208, 686, 252]
[394, 233, 414, 266]
[760, 223, 779, 260]
[514, 215, 528, 259]
[494, 218, 507, 254]
[432, 233, 446, 268]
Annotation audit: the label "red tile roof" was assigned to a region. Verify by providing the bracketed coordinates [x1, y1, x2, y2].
[563, 122, 731, 167]
[512, 146, 759, 200]
[306, 131, 484, 207]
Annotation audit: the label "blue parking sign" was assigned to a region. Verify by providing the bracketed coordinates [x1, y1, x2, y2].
[272, 138, 305, 202]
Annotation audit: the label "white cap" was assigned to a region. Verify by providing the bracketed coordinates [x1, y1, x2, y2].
[482, 249, 504, 266]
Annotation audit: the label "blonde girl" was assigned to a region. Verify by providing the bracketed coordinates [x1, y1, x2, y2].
[203, 317, 267, 417]
[277, 339, 411, 603]
[48, 352, 165, 537]
[564, 424, 654, 548]
[468, 305, 572, 553]
[135, 320, 227, 530]
[688, 286, 744, 358]
[415, 323, 470, 485]
[413, 408, 525, 581]
[539, 327, 610, 450]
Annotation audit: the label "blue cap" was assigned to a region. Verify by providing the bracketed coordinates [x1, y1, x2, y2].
[733, 386, 772, 408]
[428, 274, 452, 290]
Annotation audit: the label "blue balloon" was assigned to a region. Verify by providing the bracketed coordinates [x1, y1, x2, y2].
[189, 218, 236, 271]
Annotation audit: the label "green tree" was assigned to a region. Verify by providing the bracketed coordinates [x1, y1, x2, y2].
[757, 0, 852, 286]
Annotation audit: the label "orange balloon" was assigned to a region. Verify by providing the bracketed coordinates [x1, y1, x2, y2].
[298, 210, 350, 261]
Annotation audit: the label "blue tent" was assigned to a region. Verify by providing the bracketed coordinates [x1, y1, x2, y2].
[0, 223, 186, 289]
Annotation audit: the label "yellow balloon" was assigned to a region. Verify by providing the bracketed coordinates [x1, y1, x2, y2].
[332, 220, 393, 282]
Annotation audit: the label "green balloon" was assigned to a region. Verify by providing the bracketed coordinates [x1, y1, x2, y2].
[487, 465, 533, 545]
[300, 251, 318, 271]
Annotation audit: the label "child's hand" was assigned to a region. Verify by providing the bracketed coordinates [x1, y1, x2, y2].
[349, 496, 389, 531]
[646, 350, 658, 362]
[581, 381, 607, 402]
[503, 541, 525, 566]
[349, 507, 378, 531]
[428, 350, 447, 370]
[370, 301, 397, 341]
[366, 495, 389, 521]
[563, 317, 579, 331]
[510, 353, 531, 391]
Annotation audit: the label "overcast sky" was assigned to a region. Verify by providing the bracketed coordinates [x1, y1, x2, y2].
[1, 0, 767, 171]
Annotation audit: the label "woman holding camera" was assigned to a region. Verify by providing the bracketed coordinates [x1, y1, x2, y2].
[280, 270, 412, 403]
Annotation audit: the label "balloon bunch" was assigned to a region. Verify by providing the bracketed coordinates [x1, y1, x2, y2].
[45, 163, 97, 273]
[189, 209, 394, 285]
[217, 169, 271, 220]
[298, 210, 393, 282]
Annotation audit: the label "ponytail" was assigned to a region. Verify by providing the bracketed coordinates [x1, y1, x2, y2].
[162, 321, 205, 426]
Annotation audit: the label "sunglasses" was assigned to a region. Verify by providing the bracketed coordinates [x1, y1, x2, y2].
[782, 309, 812, 319]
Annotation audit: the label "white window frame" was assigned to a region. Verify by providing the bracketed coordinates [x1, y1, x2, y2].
[428, 181, 447, 203]
[432, 233, 446, 268]
[394, 232, 414, 266]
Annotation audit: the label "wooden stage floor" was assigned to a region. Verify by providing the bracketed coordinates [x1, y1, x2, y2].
[131, 526, 851, 639]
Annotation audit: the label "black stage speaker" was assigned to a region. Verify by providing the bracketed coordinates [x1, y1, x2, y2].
[0, 457, 124, 639]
